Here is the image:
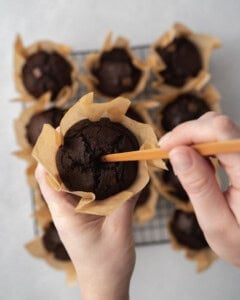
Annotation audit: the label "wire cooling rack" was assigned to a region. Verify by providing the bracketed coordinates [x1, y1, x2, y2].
[70, 45, 174, 246]
[30, 45, 174, 246]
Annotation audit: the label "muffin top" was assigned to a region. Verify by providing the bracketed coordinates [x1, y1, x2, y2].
[56, 118, 139, 200]
[170, 210, 209, 250]
[43, 222, 70, 261]
[161, 93, 210, 132]
[156, 37, 202, 87]
[22, 51, 72, 100]
[92, 48, 142, 97]
[26, 107, 65, 146]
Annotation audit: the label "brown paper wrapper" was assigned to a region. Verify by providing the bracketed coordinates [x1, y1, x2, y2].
[155, 84, 221, 136]
[32, 199, 52, 228]
[150, 167, 193, 212]
[149, 23, 221, 94]
[129, 100, 161, 137]
[25, 236, 76, 285]
[167, 211, 218, 272]
[133, 181, 158, 224]
[32, 92, 166, 216]
[14, 35, 79, 106]
[79, 33, 149, 100]
[14, 93, 51, 162]
[32, 185, 49, 208]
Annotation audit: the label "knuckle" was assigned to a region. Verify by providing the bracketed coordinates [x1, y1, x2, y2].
[213, 115, 235, 136]
[199, 111, 219, 120]
[184, 174, 211, 197]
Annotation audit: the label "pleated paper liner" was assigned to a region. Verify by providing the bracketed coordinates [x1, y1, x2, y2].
[128, 100, 161, 138]
[25, 235, 76, 285]
[133, 180, 159, 224]
[167, 210, 218, 272]
[149, 166, 193, 212]
[79, 33, 149, 100]
[14, 93, 51, 161]
[148, 22, 221, 94]
[154, 84, 221, 136]
[32, 92, 166, 216]
[14, 35, 79, 106]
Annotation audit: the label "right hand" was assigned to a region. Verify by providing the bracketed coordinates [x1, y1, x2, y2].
[159, 112, 240, 267]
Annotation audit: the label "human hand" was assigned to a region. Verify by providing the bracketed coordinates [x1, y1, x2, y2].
[35, 164, 137, 300]
[159, 112, 240, 267]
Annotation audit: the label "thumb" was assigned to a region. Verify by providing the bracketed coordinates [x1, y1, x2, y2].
[169, 146, 233, 232]
[106, 196, 138, 232]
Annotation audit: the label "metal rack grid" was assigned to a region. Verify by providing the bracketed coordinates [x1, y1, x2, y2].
[29, 45, 174, 246]
[70, 45, 174, 246]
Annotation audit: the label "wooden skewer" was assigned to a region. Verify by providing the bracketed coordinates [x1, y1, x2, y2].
[101, 139, 240, 162]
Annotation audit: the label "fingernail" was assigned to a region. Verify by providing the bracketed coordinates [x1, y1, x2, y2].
[169, 149, 193, 174]
[158, 132, 172, 147]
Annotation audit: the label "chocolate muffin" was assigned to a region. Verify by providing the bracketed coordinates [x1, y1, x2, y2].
[56, 118, 139, 200]
[126, 106, 145, 123]
[22, 51, 72, 100]
[26, 107, 65, 146]
[170, 210, 208, 250]
[42, 222, 70, 261]
[136, 181, 151, 207]
[92, 48, 142, 97]
[156, 37, 202, 87]
[162, 161, 189, 203]
[161, 93, 210, 132]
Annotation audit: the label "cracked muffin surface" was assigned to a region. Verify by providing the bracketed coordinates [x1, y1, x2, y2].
[56, 118, 139, 200]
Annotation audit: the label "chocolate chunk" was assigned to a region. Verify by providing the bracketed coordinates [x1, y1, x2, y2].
[162, 161, 189, 203]
[126, 106, 145, 123]
[136, 181, 151, 207]
[56, 118, 139, 200]
[156, 37, 202, 87]
[22, 51, 72, 100]
[161, 93, 210, 132]
[170, 210, 209, 250]
[26, 107, 65, 146]
[42, 222, 70, 261]
[92, 48, 142, 97]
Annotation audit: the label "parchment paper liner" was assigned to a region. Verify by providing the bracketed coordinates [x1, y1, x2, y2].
[167, 210, 218, 272]
[32, 186, 48, 210]
[25, 234, 76, 285]
[79, 33, 149, 100]
[32, 92, 166, 216]
[129, 100, 160, 137]
[155, 84, 221, 136]
[14, 35, 79, 106]
[148, 23, 221, 94]
[133, 181, 158, 224]
[29, 189, 75, 284]
[150, 166, 193, 211]
[131, 99, 161, 139]
[14, 93, 52, 162]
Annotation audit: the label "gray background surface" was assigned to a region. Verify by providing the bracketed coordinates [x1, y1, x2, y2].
[0, 0, 240, 299]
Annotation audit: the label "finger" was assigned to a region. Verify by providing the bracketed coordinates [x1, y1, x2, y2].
[198, 111, 220, 121]
[169, 146, 238, 237]
[159, 114, 240, 149]
[105, 196, 138, 234]
[159, 114, 240, 190]
[35, 163, 101, 229]
[35, 164, 76, 213]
